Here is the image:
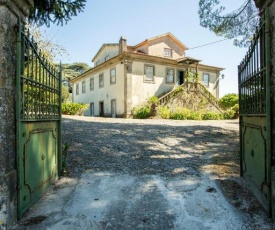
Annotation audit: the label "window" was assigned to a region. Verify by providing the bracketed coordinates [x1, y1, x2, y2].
[164, 48, 172, 57]
[110, 68, 116, 84]
[76, 83, 79, 95]
[105, 55, 110, 61]
[166, 68, 174, 83]
[90, 77, 94, 91]
[203, 73, 210, 86]
[99, 73, 104, 88]
[144, 65, 154, 82]
[82, 80, 86, 93]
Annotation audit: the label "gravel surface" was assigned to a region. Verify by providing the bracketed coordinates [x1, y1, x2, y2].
[63, 116, 238, 178]
[14, 115, 274, 229]
[61, 116, 274, 229]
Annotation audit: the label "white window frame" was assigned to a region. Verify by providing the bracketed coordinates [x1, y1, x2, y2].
[99, 73, 104, 88]
[110, 68, 116, 84]
[144, 64, 155, 83]
[164, 48, 172, 58]
[166, 68, 174, 83]
[90, 77, 94, 91]
[76, 83, 79, 95]
[82, 80, 86, 93]
[203, 73, 210, 86]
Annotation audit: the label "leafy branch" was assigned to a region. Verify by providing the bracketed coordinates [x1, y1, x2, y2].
[198, 0, 259, 47]
[29, 0, 87, 27]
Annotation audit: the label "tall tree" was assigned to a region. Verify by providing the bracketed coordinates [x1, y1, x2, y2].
[29, 0, 87, 27]
[62, 62, 90, 80]
[62, 63, 91, 93]
[198, 0, 259, 47]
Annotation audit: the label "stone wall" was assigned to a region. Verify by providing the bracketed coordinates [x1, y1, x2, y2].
[0, 1, 33, 229]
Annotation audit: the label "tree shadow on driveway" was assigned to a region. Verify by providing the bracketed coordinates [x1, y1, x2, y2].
[61, 116, 273, 228]
[15, 116, 274, 229]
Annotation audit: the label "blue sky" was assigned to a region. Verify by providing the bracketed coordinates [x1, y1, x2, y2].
[43, 0, 249, 97]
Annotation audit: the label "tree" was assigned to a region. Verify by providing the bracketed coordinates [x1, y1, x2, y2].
[27, 24, 68, 63]
[62, 62, 90, 79]
[29, 0, 87, 27]
[61, 63, 90, 93]
[198, 0, 259, 47]
[219, 93, 239, 108]
[62, 85, 70, 102]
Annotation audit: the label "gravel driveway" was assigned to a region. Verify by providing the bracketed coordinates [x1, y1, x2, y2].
[14, 116, 274, 230]
[63, 116, 239, 178]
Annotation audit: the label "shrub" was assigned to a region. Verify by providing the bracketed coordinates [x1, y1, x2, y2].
[170, 107, 191, 120]
[133, 106, 151, 119]
[170, 86, 185, 97]
[188, 111, 202, 120]
[232, 104, 239, 113]
[147, 96, 158, 104]
[158, 106, 170, 119]
[219, 93, 238, 108]
[62, 102, 88, 115]
[231, 104, 239, 118]
[223, 109, 235, 119]
[202, 112, 221, 120]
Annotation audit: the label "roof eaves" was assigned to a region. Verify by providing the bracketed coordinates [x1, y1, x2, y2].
[91, 43, 119, 62]
[71, 53, 123, 83]
[198, 63, 225, 71]
[133, 32, 188, 50]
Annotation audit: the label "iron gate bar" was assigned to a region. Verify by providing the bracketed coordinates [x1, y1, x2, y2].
[238, 7, 272, 214]
[239, 14, 266, 116]
[264, 6, 271, 213]
[58, 62, 62, 174]
[19, 30, 61, 121]
[16, 21, 62, 218]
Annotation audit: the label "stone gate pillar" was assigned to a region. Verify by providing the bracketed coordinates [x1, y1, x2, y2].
[269, 0, 275, 221]
[0, 0, 33, 229]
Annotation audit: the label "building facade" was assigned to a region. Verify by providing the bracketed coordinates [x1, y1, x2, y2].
[71, 33, 224, 117]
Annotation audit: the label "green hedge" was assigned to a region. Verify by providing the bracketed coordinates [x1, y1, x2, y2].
[202, 112, 221, 120]
[170, 108, 191, 120]
[158, 106, 170, 119]
[189, 111, 202, 120]
[133, 106, 151, 119]
[62, 102, 88, 115]
[223, 109, 235, 119]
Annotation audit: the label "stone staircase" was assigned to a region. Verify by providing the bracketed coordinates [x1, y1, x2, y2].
[157, 82, 226, 113]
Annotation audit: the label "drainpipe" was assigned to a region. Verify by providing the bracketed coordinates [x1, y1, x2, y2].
[123, 59, 127, 117]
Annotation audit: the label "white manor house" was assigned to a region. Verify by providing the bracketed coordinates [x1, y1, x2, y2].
[71, 33, 224, 117]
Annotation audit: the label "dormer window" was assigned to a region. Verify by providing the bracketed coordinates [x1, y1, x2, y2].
[96, 61, 100, 66]
[164, 48, 172, 57]
[105, 55, 109, 61]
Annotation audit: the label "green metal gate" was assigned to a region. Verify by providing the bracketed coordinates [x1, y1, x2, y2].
[16, 23, 62, 218]
[238, 10, 271, 213]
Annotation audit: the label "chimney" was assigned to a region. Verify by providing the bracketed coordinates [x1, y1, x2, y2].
[119, 36, 127, 54]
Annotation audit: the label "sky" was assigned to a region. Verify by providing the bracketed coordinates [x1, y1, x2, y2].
[42, 0, 249, 97]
